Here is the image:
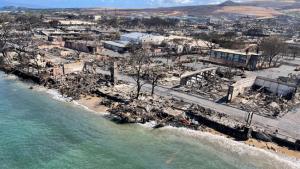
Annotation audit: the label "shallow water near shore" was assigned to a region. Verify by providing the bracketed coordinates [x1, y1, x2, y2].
[0, 72, 299, 169]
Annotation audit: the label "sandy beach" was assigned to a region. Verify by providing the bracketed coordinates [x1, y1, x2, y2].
[202, 128, 300, 160]
[245, 139, 300, 160]
[77, 96, 109, 114]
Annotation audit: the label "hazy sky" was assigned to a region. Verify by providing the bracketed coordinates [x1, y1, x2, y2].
[0, 0, 244, 8]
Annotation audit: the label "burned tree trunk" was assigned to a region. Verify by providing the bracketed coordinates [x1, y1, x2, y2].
[128, 46, 150, 100]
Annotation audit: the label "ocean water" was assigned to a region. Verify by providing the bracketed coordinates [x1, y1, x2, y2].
[0, 72, 299, 169]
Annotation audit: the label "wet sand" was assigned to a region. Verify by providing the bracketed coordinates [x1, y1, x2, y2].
[77, 96, 109, 114]
[245, 139, 300, 160]
[203, 128, 300, 160]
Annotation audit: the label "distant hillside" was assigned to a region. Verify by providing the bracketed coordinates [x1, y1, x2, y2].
[218, 0, 240, 6]
[0, 6, 32, 11]
[244, 0, 300, 9]
[1, 0, 299, 18]
[215, 6, 283, 17]
[0, 6, 17, 10]
[112, 0, 299, 18]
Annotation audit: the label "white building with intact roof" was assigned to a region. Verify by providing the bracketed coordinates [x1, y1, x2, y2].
[120, 32, 165, 45]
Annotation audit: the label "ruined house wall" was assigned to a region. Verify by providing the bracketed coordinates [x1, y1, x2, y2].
[180, 67, 217, 86]
[63, 62, 84, 74]
[254, 77, 296, 97]
[51, 67, 64, 77]
[65, 41, 88, 53]
[65, 41, 98, 54]
[227, 76, 257, 101]
[228, 76, 297, 101]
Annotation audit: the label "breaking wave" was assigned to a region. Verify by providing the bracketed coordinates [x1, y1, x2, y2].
[45, 89, 102, 114]
[139, 121, 300, 168]
[45, 88, 107, 115]
[138, 121, 157, 128]
[72, 100, 105, 115]
[46, 89, 72, 102]
[0, 73, 18, 80]
[161, 126, 300, 169]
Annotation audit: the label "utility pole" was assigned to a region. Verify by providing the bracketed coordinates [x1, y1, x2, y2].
[109, 61, 118, 86]
[244, 111, 254, 140]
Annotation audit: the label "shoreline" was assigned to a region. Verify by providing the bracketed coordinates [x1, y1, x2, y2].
[201, 127, 300, 160]
[61, 95, 300, 161]
[76, 95, 109, 115]
[53, 90, 300, 161]
[160, 126, 300, 168]
[1, 70, 300, 164]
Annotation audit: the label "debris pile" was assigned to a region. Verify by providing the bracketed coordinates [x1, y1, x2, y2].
[107, 91, 245, 131]
[96, 83, 135, 101]
[231, 88, 299, 118]
[44, 73, 107, 100]
[187, 104, 245, 129]
[107, 94, 183, 125]
[157, 65, 193, 86]
[216, 67, 245, 79]
[182, 76, 232, 100]
[119, 61, 192, 87]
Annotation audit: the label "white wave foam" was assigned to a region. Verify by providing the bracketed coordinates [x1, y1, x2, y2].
[138, 121, 157, 128]
[161, 126, 300, 169]
[73, 100, 97, 113]
[0, 71, 105, 116]
[139, 122, 300, 168]
[1, 73, 18, 80]
[32, 85, 48, 92]
[73, 100, 108, 116]
[73, 100, 91, 111]
[46, 89, 72, 102]
[32, 85, 107, 116]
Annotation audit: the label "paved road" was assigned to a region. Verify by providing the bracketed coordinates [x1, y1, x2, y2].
[98, 69, 300, 140]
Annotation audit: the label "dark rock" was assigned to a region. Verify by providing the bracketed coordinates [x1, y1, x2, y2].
[255, 132, 272, 142]
[153, 123, 165, 129]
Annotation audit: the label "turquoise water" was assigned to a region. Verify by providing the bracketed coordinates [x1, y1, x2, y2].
[0, 72, 299, 169]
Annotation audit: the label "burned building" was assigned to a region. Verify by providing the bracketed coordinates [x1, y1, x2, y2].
[209, 49, 262, 70]
[103, 41, 129, 53]
[227, 76, 297, 102]
[244, 28, 269, 37]
[64, 41, 101, 54]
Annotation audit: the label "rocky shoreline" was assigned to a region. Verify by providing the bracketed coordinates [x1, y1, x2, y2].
[1, 66, 300, 160]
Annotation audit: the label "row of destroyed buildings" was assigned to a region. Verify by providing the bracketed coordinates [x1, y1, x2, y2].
[1, 7, 300, 147]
